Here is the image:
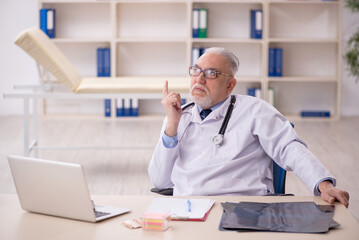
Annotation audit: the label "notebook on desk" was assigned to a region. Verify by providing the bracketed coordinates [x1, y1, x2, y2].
[8, 155, 130, 222]
[145, 197, 215, 221]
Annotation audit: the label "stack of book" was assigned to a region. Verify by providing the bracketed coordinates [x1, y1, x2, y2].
[247, 88, 262, 99]
[192, 9, 208, 38]
[97, 48, 110, 78]
[116, 98, 139, 117]
[300, 111, 330, 118]
[40, 8, 55, 38]
[250, 9, 262, 39]
[268, 48, 283, 77]
[192, 47, 206, 66]
[96, 48, 111, 117]
[247, 87, 275, 106]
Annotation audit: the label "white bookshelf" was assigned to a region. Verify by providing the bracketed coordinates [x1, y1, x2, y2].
[267, 0, 341, 120]
[38, 0, 342, 119]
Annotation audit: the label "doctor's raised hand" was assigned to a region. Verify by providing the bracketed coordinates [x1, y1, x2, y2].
[161, 80, 182, 137]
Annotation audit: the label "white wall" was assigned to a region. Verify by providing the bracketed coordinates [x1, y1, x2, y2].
[0, 0, 358, 116]
[0, 0, 38, 115]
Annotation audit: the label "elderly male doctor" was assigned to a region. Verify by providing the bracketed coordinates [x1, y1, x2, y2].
[148, 47, 349, 207]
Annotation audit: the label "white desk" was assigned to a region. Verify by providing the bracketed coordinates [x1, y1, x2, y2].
[1, 195, 358, 240]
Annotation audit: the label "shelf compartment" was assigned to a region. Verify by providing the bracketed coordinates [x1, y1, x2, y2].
[269, 2, 338, 39]
[192, 42, 263, 77]
[268, 76, 337, 83]
[233, 81, 263, 98]
[116, 42, 187, 76]
[42, 2, 111, 39]
[237, 76, 262, 83]
[192, 38, 263, 43]
[52, 38, 111, 43]
[41, 0, 108, 3]
[116, 0, 186, 2]
[269, 82, 337, 117]
[193, 0, 263, 3]
[55, 42, 111, 77]
[193, 2, 263, 39]
[285, 114, 339, 122]
[268, 0, 339, 5]
[269, 38, 338, 43]
[116, 38, 187, 43]
[116, 2, 188, 39]
[268, 42, 338, 78]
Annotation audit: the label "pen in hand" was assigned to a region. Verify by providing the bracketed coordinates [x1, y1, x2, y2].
[187, 199, 191, 212]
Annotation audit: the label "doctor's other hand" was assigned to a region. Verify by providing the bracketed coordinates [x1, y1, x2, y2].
[318, 181, 349, 208]
[161, 80, 183, 137]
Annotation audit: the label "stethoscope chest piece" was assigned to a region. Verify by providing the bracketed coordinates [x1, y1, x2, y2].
[213, 134, 224, 147]
[182, 95, 236, 148]
[212, 95, 236, 147]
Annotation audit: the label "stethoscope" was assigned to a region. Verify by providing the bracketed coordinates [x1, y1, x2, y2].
[182, 95, 236, 147]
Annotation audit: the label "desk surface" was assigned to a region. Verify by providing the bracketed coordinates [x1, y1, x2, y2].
[1, 194, 358, 240]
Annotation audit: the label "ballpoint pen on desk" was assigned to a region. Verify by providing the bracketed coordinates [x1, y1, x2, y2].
[187, 199, 191, 212]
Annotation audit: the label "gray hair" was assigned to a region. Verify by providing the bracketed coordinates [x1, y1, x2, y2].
[204, 47, 239, 76]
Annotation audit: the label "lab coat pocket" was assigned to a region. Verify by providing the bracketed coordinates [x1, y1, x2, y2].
[205, 176, 250, 195]
[211, 132, 239, 161]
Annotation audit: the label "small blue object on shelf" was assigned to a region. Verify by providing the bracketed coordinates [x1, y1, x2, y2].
[247, 88, 256, 97]
[274, 48, 283, 77]
[192, 9, 199, 38]
[268, 48, 275, 77]
[124, 98, 131, 117]
[300, 111, 331, 118]
[250, 9, 262, 39]
[192, 48, 207, 66]
[116, 98, 139, 117]
[247, 88, 261, 98]
[97, 47, 111, 117]
[97, 48, 104, 77]
[268, 48, 283, 77]
[116, 99, 124, 117]
[104, 99, 111, 117]
[131, 98, 139, 117]
[103, 48, 111, 77]
[40, 9, 47, 35]
[39, 8, 55, 38]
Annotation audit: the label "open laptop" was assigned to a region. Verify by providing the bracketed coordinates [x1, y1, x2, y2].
[8, 155, 130, 222]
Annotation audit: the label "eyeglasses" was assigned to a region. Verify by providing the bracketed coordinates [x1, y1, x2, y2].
[189, 66, 232, 79]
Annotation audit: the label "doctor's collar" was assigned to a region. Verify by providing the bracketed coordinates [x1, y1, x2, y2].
[196, 96, 229, 113]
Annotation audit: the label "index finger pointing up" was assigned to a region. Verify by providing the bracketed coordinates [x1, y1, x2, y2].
[163, 80, 169, 97]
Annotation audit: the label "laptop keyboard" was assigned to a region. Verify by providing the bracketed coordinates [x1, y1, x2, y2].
[95, 210, 110, 218]
[92, 201, 111, 218]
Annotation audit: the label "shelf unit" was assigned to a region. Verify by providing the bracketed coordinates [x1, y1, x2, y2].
[37, 0, 342, 119]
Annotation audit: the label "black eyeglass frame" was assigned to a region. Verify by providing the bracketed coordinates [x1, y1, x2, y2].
[189, 66, 233, 79]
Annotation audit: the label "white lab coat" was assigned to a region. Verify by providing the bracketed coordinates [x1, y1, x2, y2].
[148, 95, 335, 196]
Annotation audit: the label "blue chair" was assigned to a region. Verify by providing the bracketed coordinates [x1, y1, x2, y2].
[272, 161, 286, 194]
[271, 122, 294, 195]
[151, 122, 294, 196]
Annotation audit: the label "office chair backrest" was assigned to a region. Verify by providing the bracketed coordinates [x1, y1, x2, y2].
[271, 122, 294, 194]
[14, 27, 81, 91]
[272, 162, 286, 194]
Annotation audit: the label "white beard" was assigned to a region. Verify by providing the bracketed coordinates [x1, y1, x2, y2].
[190, 83, 213, 109]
